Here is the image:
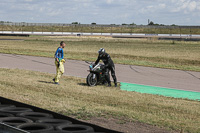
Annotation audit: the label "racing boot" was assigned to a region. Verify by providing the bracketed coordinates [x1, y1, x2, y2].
[108, 83, 111, 87]
[55, 82, 59, 85]
[115, 83, 117, 87]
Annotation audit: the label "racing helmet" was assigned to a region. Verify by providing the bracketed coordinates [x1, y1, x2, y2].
[98, 48, 105, 57]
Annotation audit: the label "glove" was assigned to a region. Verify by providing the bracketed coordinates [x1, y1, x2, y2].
[57, 61, 60, 67]
[61, 59, 65, 63]
[59, 58, 65, 63]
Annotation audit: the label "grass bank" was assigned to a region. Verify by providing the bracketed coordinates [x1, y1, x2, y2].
[0, 36, 200, 71]
[1, 25, 200, 34]
[0, 68, 199, 133]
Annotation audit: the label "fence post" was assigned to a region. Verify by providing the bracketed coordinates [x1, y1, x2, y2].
[111, 26, 112, 35]
[12, 23, 14, 33]
[32, 24, 33, 33]
[62, 24, 64, 34]
[101, 26, 102, 35]
[81, 25, 83, 34]
[91, 26, 93, 35]
[159, 27, 161, 34]
[71, 25, 73, 35]
[169, 28, 172, 36]
[180, 27, 181, 38]
[131, 26, 133, 35]
[51, 24, 54, 34]
[42, 25, 43, 34]
[1, 23, 3, 33]
[21, 23, 23, 33]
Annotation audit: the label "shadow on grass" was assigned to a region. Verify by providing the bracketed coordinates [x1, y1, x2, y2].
[78, 83, 109, 87]
[77, 83, 88, 86]
[38, 80, 55, 84]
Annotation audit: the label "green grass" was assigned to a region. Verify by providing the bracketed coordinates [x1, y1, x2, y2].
[0, 68, 199, 133]
[1, 25, 200, 34]
[0, 36, 200, 71]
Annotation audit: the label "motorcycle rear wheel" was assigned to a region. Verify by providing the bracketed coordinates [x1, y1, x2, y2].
[87, 73, 98, 86]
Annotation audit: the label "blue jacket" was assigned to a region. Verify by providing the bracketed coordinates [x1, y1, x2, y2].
[55, 47, 64, 59]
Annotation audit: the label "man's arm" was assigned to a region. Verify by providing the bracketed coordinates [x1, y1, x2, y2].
[105, 53, 111, 68]
[61, 48, 64, 59]
[55, 48, 59, 62]
[95, 56, 100, 65]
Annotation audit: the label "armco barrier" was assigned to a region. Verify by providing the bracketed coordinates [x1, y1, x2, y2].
[0, 123, 29, 133]
[0, 97, 122, 133]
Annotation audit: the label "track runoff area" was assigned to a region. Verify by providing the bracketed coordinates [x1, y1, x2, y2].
[121, 83, 200, 101]
[0, 53, 199, 101]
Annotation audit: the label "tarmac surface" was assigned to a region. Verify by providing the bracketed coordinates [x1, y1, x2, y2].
[0, 53, 199, 92]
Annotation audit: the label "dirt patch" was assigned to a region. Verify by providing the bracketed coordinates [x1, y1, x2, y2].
[81, 117, 178, 133]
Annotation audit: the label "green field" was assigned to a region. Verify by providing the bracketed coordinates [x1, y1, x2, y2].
[0, 36, 200, 71]
[0, 68, 199, 133]
[1, 24, 200, 34]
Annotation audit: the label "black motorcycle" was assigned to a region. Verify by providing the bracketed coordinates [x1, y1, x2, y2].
[86, 62, 107, 86]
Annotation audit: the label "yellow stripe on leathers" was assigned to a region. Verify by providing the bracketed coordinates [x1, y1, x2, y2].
[54, 59, 65, 83]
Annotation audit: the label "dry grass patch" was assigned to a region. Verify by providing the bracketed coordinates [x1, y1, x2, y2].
[0, 68, 200, 133]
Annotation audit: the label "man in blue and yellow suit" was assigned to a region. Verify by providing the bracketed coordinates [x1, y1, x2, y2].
[53, 41, 66, 85]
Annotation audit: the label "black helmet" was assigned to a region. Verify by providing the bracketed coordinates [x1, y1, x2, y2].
[98, 48, 105, 57]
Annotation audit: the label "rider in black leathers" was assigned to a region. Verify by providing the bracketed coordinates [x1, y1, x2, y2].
[95, 48, 117, 87]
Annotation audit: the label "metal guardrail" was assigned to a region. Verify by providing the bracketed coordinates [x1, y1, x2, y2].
[0, 123, 29, 133]
[1, 31, 200, 38]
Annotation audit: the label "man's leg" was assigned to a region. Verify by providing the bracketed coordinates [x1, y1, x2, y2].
[54, 61, 64, 84]
[105, 68, 111, 86]
[110, 65, 117, 87]
[54, 61, 60, 84]
[59, 61, 65, 75]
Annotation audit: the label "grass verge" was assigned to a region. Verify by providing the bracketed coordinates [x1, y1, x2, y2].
[0, 68, 199, 133]
[1, 25, 200, 34]
[0, 36, 200, 72]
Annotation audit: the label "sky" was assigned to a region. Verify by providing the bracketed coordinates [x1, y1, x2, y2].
[0, 0, 200, 25]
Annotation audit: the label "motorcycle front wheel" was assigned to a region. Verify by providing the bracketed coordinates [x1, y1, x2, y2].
[87, 73, 98, 86]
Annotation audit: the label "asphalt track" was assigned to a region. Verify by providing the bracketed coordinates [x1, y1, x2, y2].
[0, 53, 199, 92]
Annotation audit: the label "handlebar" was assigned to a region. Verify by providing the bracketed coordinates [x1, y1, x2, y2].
[85, 61, 93, 64]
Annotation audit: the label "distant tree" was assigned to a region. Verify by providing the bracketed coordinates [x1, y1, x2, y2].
[171, 24, 177, 26]
[154, 23, 160, 26]
[122, 23, 127, 25]
[148, 21, 154, 25]
[130, 22, 136, 25]
[72, 22, 79, 24]
[91, 22, 96, 25]
[148, 21, 165, 26]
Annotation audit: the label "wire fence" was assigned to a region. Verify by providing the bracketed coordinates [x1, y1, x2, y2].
[1, 22, 200, 35]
